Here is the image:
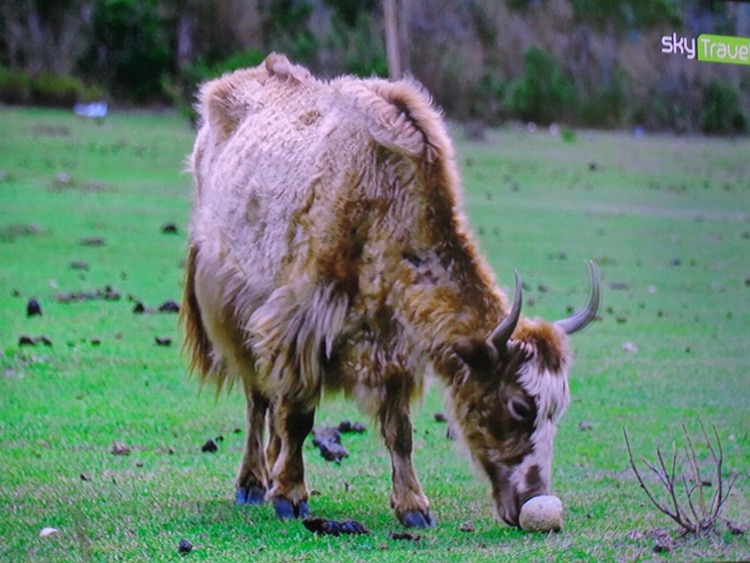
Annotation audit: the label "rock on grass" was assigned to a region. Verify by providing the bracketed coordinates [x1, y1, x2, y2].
[110, 441, 131, 455]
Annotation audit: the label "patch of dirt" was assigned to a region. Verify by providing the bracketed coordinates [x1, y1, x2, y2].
[50, 174, 113, 193]
[56, 285, 120, 303]
[80, 237, 105, 247]
[110, 441, 131, 455]
[32, 124, 71, 137]
[646, 528, 677, 553]
[0, 223, 42, 243]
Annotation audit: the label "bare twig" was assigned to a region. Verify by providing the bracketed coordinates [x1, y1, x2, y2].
[623, 428, 684, 527]
[623, 420, 739, 536]
[682, 423, 707, 516]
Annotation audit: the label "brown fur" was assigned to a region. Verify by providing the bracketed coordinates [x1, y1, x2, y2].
[180, 245, 212, 378]
[181, 53, 591, 528]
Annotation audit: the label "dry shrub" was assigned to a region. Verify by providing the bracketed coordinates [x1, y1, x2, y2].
[623, 419, 739, 536]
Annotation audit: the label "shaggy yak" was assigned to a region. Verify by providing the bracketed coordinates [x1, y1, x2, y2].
[182, 53, 600, 529]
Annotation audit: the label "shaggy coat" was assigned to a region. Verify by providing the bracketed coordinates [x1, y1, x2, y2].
[182, 53, 599, 528]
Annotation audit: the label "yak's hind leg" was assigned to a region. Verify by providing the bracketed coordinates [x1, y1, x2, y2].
[378, 373, 434, 528]
[187, 248, 271, 506]
[235, 380, 270, 505]
[266, 397, 315, 520]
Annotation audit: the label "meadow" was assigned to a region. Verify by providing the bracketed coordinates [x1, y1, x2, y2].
[0, 106, 748, 561]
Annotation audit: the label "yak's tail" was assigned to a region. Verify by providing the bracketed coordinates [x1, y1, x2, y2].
[180, 245, 213, 379]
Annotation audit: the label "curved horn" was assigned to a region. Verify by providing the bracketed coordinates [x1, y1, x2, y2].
[555, 260, 601, 334]
[490, 270, 523, 350]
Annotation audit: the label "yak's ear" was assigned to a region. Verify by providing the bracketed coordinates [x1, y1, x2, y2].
[454, 336, 498, 373]
[199, 78, 251, 143]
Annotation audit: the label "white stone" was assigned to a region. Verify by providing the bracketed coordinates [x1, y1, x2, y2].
[39, 527, 59, 537]
[519, 495, 563, 532]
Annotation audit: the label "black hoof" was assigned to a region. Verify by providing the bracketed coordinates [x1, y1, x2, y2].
[400, 510, 435, 528]
[273, 498, 310, 520]
[236, 486, 265, 505]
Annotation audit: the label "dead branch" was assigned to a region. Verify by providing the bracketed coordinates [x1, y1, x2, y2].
[622, 420, 739, 536]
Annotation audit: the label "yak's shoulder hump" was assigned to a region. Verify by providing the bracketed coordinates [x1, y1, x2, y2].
[333, 76, 454, 163]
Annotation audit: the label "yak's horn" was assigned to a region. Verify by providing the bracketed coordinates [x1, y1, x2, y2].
[554, 260, 601, 334]
[490, 270, 523, 350]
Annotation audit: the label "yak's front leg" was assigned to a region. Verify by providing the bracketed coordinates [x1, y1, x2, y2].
[379, 395, 434, 528]
[235, 382, 269, 505]
[266, 397, 315, 520]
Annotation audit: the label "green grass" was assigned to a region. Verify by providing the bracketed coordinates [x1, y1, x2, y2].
[1, 107, 748, 561]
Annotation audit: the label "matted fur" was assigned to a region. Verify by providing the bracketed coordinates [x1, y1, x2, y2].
[181, 53, 587, 527]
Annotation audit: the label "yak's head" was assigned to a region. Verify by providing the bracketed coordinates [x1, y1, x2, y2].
[449, 262, 600, 527]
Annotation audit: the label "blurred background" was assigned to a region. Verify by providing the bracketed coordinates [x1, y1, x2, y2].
[0, 0, 748, 134]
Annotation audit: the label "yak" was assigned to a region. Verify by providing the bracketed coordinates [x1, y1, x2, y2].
[181, 53, 600, 529]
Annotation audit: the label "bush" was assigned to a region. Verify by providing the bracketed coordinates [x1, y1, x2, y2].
[701, 80, 747, 135]
[0, 67, 32, 104]
[467, 71, 506, 124]
[581, 70, 627, 129]
[506, 46, 579, 125]
[0, 67, 104, 107]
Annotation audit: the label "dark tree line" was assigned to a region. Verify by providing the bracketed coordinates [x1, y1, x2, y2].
[0, 0, 747, 133]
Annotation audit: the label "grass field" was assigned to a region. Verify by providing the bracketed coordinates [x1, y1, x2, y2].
[1, 106, 748, 561]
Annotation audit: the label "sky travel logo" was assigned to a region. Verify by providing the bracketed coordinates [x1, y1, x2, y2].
[661, 33, 750, 65]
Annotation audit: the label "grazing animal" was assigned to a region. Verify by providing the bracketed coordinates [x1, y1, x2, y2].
[181, 53, 601, 528]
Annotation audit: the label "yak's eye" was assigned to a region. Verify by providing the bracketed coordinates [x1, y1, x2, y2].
[508, 398, 531, 421]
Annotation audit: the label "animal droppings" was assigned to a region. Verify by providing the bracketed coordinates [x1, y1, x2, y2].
[177, 538, 193, 554]
[388, 531, 422, 541]
[201, 439, 218, 452]
[18, 335, 52, 347]
[158, 300, 180, 313]
[312, 426, 349, 463]
[302, 517, 369, 536]
[519, 495, 563, 532]
[155, 336, 172, 346]
[162, 223, 179, 234]
[434, 412, 448, 422]
[26, 299, 42, 317]
[338, 420, 366, 433]
[133, 300, 180, 314]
